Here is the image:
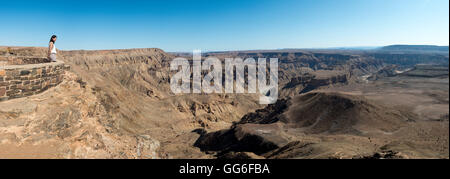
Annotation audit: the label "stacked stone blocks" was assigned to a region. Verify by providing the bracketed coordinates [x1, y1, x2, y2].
[0, 58, 69, 101]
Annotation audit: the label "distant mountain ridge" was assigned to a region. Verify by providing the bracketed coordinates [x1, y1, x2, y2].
[379, 45, 449, 52]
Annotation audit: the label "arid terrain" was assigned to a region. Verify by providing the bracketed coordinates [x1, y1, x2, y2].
[0, 45, 448, 158]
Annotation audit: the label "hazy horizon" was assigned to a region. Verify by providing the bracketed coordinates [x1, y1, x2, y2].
[3, 44, 449, 53]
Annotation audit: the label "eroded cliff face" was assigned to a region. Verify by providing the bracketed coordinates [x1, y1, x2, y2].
[195, 91, 448, 159]
[0, 47, 448, 158]
[206, 51, 386, 97]
[0, 47, 263, 158]
[58, 48, 263, 158]
[0, 71, 160, 158]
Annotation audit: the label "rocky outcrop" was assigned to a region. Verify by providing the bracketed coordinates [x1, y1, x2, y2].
[401, 65, 449, 78]
[0, 71, 161, 158]
[298, 74, 348, 94]
[369, 53, 449, 67]
[194, 92, 420, 158]
[367, 65, 399, 81]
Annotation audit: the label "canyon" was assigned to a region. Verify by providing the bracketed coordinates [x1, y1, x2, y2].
[0, 45, 448, 158]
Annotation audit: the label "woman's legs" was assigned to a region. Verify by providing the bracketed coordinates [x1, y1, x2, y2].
[49, 54, 57, 62]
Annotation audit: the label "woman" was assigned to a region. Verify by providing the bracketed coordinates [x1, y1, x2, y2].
[48, 35, 57, 62]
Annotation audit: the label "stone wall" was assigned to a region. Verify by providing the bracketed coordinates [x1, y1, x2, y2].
[0, 61, 69, 101]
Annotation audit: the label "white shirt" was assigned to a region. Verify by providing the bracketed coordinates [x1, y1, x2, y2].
[51, 43, 57, 54]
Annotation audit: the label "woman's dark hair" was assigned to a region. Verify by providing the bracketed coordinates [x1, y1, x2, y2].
[50, 35, 57, 43]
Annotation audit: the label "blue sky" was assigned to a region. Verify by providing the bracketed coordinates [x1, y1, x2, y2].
[0, 0, 448, 52]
